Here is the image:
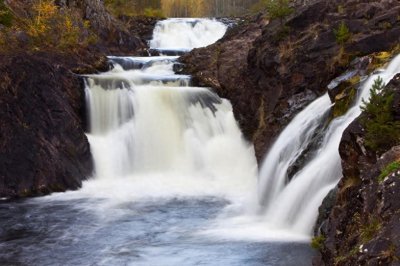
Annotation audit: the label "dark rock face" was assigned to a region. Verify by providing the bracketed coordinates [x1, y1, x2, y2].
[0, 52, 108, 198]
[314, 74, 400, 265]
[180, 0, 400, 161]
[179, 16, 268, 158]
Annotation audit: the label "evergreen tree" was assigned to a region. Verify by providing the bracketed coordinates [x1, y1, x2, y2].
[264, 0, 293, 26]
[361, 76, 400, 153]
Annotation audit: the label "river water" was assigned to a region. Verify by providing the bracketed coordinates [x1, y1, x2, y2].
[0, 18, 316, 266]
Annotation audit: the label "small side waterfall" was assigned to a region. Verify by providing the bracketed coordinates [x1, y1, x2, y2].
[259, 55, 400, 235]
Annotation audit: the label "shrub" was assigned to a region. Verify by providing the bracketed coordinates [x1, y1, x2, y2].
[105, 0, 136, 17]
[360, 76, 400, 154]
[378, 161, 400, 182]
[334, 21, 351, 45]
[0, 0, 13, 27]
[143, 7, 164, 18]
[263, 0, 294, 25]
[25, 0, 95, 50]
[311, 235, 326, 250]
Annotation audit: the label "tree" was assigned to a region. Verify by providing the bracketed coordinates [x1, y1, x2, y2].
[264, 0, 293, 25]
[360, 76, 400, 153]
[334, 21, 350, 45]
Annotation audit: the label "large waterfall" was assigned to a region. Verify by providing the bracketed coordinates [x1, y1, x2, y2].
[259, 54, 400, 235]
[84, 19, 257, 202]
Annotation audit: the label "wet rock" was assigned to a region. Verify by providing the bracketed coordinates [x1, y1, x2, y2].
[0, 51, 108, 198]
[314, 74, 400, 265]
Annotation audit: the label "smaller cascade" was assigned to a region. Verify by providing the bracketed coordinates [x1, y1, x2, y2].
[259, 54, 400, 236]
[258, 94, 332, 205]
[150, 18, 227, 52]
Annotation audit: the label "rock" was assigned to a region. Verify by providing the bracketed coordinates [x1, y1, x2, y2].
[0, 51, 108, 198]
[314, 74, 400, 265]
[180, 0, 400, 162]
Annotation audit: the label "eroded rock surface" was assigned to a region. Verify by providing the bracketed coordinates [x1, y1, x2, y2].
[180, 0, 400, 161]
[313, 74, 400, 265]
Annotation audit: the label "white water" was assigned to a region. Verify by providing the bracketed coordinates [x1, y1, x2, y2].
[259, 54, 400, 235]
[150, 18, 227, 51]
[83, 19, 257, 205]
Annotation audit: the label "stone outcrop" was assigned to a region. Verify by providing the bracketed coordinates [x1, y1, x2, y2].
[180, 0, 400, 161]
[313, 74, 400, 265]
[0, 51, 108, 198]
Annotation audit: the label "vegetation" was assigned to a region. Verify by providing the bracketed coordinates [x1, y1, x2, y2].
[311, 235, 326, 250]
[361, 77, 400, 154]
[265, 0, 293, 24]
[0, 0, 12, 27]
[105, 0, 259, 17]
[334, 21, 351, 45]
[0, 0, 96, 52]
[378, 161, 400, 182]
[360, 217, 381, 243]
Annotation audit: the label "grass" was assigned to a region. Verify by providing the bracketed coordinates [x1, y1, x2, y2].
[378, 161, 400, 182]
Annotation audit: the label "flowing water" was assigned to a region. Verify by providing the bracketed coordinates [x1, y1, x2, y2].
[259, 54, 400, 235]
[6, 18, 382, 265]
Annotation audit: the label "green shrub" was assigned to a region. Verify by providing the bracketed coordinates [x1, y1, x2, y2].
[143, 7, 164, 18]
[334, 21, 351, 45]
[265, 0, 293, 25]
[361, 76, 400, 154]
[378, 161, 400, 182]
[0, 0, 13, 27]
[311, 235, 326, 250]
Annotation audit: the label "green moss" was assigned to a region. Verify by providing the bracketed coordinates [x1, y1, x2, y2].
[311, 235, 326, 250]
[378, 161, 400, 182]
[333, 86, 357, 118]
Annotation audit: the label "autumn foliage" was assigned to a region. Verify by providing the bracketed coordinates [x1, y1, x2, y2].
[0, 0, 96, 52]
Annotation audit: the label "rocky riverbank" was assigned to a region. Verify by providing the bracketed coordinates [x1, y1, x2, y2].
[180, 0, 400, 161]
[314, 73, 400, 265]
[178, 0, 400, 264]
[0, 1, 157, 198]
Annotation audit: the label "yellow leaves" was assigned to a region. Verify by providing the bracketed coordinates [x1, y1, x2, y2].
[19, 0, 95, 51]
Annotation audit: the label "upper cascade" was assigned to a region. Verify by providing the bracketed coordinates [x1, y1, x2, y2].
[149, 18, 227, 52]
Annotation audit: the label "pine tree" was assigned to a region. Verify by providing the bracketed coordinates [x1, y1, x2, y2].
[264, 0, 293, 26]
[361, 76, 400, 153]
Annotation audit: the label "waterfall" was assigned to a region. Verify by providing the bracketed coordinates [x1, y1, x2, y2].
[259, 54, 400, 235]
[150, 18, 227, 52]
[84, 18, 257, 201]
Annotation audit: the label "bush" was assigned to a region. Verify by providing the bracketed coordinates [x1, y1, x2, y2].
[311, 235, 326, 250]
[361, 77, 400, 153]
[0, 0, 13, 27]
[143, 7, 164, 18]
[0, 0, 97, 52]
[334, 21, 351, 45]
[266, 0, 293, 20]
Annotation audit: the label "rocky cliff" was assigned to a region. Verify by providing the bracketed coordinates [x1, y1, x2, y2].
[180, 0, 400, 161]
[314, 73, 400, 265]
